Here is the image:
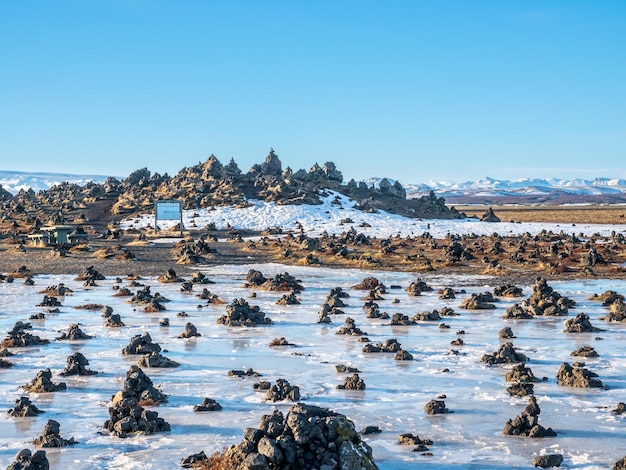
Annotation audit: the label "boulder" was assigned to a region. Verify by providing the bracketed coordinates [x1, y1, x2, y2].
[193, 398, 222, 412]
[556, 362, 604, 388]
[532, 454, 564, 468]
[60, 352, 98, 376]
[8, 396, 44, 417]
[6, 449, 49, 470]
[482, 343, 528, 365]
[337, 373, 366, 390]
[217, 298, 272, 327]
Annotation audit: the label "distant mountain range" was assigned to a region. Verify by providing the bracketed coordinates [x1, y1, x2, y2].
[2, 169, 626, 205]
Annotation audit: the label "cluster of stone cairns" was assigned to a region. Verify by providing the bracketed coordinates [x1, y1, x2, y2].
[217, 298, 272, 327]
[21, 369, 66, 393]
[443, 239, 475, 263]
[1, 321, 49, 347]
[503, 277, 575, 319]
[103, 365, 170, 437]
[180, 403, 378, 470]
[129, 285, 170, 312]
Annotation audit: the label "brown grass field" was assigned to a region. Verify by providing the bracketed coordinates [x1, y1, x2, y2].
[454, 204, 626, 225]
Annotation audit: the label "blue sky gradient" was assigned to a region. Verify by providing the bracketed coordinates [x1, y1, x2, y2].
[1, 1, 625, 183]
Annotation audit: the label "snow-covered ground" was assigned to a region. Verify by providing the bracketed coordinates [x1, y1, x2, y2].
[120, 192, 626, 239]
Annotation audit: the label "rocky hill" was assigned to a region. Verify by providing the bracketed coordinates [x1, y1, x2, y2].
[0, 150, 462, 232]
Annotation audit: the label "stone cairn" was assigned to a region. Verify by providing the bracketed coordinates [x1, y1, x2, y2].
[103, 365, 170, 438]
[60, 352, 98, 376]
[21, 369, 66, 393]
[2, 321, 49, 347]
[8, 396, 44, 417]
[217, 298, 272, 327]
[5, 449, 49, 470]
[502, 396, 556, 438]
[180, 403, 378, 469]
[32, 419, 77, 447]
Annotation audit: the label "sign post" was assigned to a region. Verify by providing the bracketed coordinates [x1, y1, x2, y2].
[154, 200, 183, 235]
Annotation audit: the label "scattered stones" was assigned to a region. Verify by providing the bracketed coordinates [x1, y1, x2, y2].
[217, 298, 272, 327]
[481, 343, 528, 365]
[60, 352, 98, 376]
[5, 449, 49, 470]
[74, 265, 105, 284]
[8, 396, 44, 417]
[137, 351, 180, 368]
[532, 454, 563, 468]
[334, 364, 361, 374]
[22, 369, 66, 393]
[556, 362, 604, 388]
[122, 332, 162, 355]
[56, 323, 92, 340]
[265, 378, 301, 402]
[563, 312, 603, 333]
[424, 399, 450, 415]
[196, 288, 224, 304]
[601, 300, 626, 322]
[178, 322, 201, 338]
[588, 290, 624, 306]
[337, 373, 366, 390]
[360, 425, 382, 435]
[32, 419, 77, 447]
[502, 396, 556, 438]
[193, 398, 222, 412]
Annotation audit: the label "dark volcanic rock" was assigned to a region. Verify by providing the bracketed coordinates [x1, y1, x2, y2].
[502, 396, 556, 438]
[6, 449, 50, 470]
[571, 346, 599, 358]
[424, 399, 450, 415]
[265, 378, 301, 402]
[56, 323, 92, 340]
[181, 402, 378, 470]
[113, 365, 168, 405]
[32, 419, 77, 448]
[22, 369, 66, 393]
[193, 397, 222, 412]
[60, 352, 98, 376]
[8, 396, 44, 417]
[137, 351, 180, 368]
[1, 321, 49, 347]
[532, 454, 564, 468]
[217, 298, 272, 327]
[481, 343, 528, 365]
[178, 322, 201, 338]
[337, 373, 366, 390]
[122, 332, 162, 355]
[563, 312, 603, 333]
[556, 362, 604, 388]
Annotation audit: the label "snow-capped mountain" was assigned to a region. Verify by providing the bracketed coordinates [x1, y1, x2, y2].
[0, 170, 112, 194]
[366, 176, 626, 204]
[2, 169, 626, 204]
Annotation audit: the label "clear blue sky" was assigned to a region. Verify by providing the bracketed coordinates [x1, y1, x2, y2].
[1, 1, 625, 183]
